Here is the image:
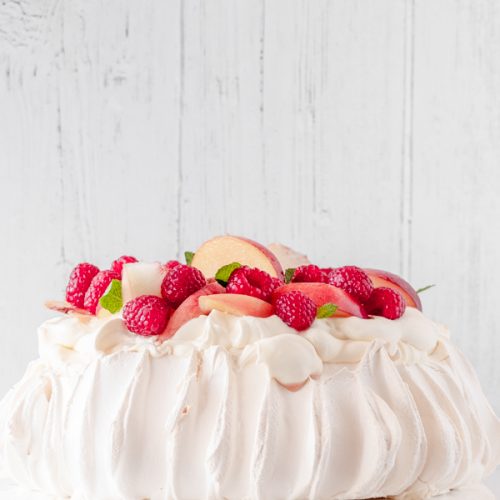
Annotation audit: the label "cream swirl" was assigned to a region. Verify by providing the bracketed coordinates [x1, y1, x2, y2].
[37, 308, 448, 387]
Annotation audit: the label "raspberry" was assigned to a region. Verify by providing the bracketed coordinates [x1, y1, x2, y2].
[292, 264, 327, 283]
[328, 266, 374, 302]
[269, 277, 284, 296]
[84, 270, 120, 314]
[226, 266, 281, 302]
[365, 287, 406, 320]
[165, 260, 182, 271]
[161, 264, 206, 308]
[66, 263, 100, 308]
[275, 291, 317, 331]
[122, 295, 172, 336]
[111, 255, 138, 276]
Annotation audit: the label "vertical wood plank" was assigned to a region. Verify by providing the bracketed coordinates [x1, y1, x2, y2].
[56, 0, 181, 263]
[176, 0, 266, 252]
[0, 0, 182, 394]
[0, 0, 65, 388]
[411, 0, 500, 410]
[262, 0, 407, 269]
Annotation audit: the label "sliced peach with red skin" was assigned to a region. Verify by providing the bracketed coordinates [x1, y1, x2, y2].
[272, 283, 368, 319]
[199, 293, 273, 318]
[159, 282, 225, 340]
[191, 235, 284, 280]
[45, 300, 92, 316]
[267, 243, 311, 270]
[364, 269, 422, 311]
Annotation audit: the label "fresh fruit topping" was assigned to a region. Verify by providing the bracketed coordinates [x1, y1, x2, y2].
[98, 279, 123, 314]
[122, 295, 172, 336]
[111, 256, 138, 276]
[226, 266, 280, 302]
[292, 264, 328, 283]
[328, 266, 374, 302]
[267, 243, 311, 270]
[365, 287, 406, 320]
[364, 269, 422, 310]
[161, 264, 207, 308]
[275, 291, 317, 331]
[215, 262, 242, 286]
[121, 262, 167, 303]
[84, 270, 121, 314]
[272, 282, 368, 318]
[159, 282, 225, 340]
[317, 303, 338, 318]
[165, 260, 182, 271]
[45, 300, 92, 316]
[191, 235, 284, 279]
[199, 293, 274, 318]
[184, 251, 195, 266]
[66, 263, 100, 308]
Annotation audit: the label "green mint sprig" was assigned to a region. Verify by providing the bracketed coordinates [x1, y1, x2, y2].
[416, 284, 436, 294]
[284, 268, 296, 284]
[184, 251, 195, 266]
[99, 279, 123, 314]
[317, 303, 338, 318]
[215, 262, 242, 286]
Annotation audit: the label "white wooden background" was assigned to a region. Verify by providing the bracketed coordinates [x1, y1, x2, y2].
[1, 0, 499, 411]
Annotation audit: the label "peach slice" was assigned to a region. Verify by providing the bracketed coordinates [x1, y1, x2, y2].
[45, 300, 92, 316]
[121, 262, 167, 303]
[191, 235, 284, 280]
[159, 282, 225, 340]
[364, 269, 422, 310]
[267, 243, 311, 270]
[272, 283, 368, 318]
[198, 293, 274, 318]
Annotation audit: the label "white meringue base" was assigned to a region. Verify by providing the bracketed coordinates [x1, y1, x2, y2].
[1, 330, 499, 499]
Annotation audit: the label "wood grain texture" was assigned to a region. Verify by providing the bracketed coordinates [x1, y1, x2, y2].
[411, 0, 500, 409]
[1, 0, 499, 412]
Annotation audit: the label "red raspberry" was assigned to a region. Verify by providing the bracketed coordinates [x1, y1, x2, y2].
[365, 287, 406, 320]
[165, 260, 182, 271]
[269, 277, 284, 296]
[123, 295, 172, 336]
[111, 255, 138, 276]
[161, 264, 206, 308]
[274, 291, 317, 331]
[66, 263, 100, 308]
[84, 270, 121, 314]
[226, 267, 281, 302]
[292, 264, 327, 283]
[328, 266, 374, 302]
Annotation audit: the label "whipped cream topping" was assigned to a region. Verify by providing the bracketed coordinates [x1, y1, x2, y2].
[37, 307, 448, 387]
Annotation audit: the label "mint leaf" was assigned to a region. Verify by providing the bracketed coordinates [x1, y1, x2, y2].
[285, 268, 296, 284]
[317, 303, 338, 318]
[99, 279, 123, 314]
[416, 284, 436, 294]
[184, 251, 194, 266]
[215, 262, 241, 286]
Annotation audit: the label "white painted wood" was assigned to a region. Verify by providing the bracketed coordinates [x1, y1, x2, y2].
[411, 0, 500, 411]
[1, 0, 499, 415]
